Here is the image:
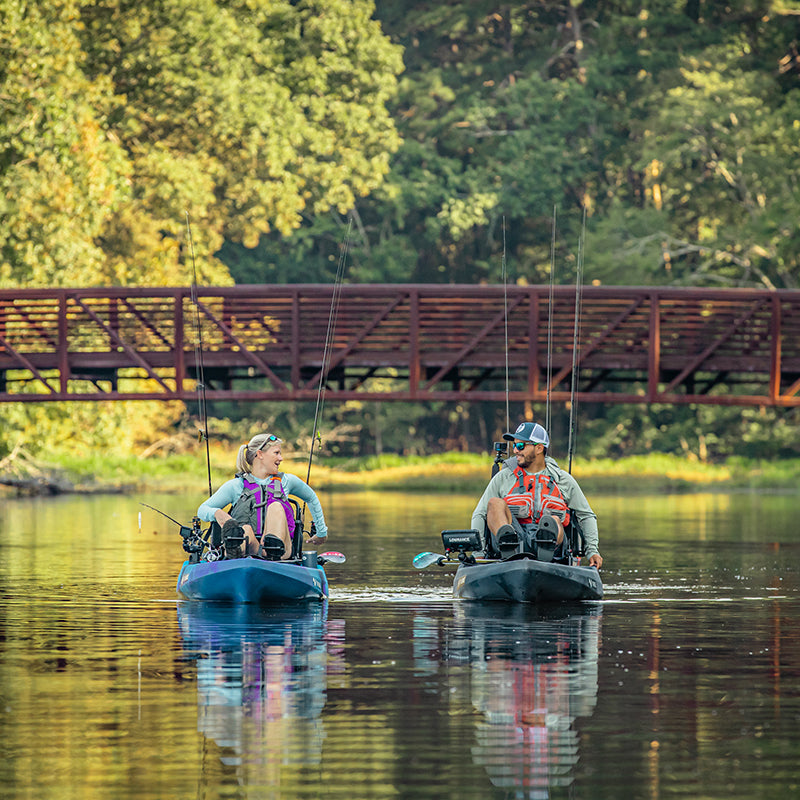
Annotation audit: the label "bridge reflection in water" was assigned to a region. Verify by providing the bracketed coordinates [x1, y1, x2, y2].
[1, 285, 798, 406]
[413, 603, 601, 798]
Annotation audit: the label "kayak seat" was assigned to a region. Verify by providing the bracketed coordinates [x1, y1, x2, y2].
[288, 498, 305, 560]
[553, 512, 586, 565]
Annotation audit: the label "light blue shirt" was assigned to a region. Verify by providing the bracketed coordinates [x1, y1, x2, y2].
[197, 472, 328, 538]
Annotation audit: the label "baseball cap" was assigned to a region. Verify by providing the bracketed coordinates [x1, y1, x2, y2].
[502, 421, 550, 448]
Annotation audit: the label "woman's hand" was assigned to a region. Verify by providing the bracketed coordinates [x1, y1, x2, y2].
[306, 535, 327, 546]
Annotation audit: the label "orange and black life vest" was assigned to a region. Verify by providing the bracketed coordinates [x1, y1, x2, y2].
[505, 466, 570, 527]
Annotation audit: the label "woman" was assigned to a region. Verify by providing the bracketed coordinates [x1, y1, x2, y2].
[197, 432, 328, 559]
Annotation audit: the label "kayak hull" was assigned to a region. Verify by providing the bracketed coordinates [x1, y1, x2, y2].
[453, 557, 603, 603]
[176, 557, 328, 603]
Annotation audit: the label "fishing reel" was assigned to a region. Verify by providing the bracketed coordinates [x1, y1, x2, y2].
[180, 517, 207, 561]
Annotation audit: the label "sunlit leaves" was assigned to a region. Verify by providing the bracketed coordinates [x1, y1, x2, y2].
[0, 0, 131, 286]
[0, 0, 402, 287]
[640, 57, 800, 287]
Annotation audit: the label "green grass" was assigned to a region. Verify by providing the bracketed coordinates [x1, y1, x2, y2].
[5, 447, 800, 495]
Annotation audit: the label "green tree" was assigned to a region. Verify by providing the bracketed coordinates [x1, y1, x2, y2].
[585, 0, 800, 287]
[0, 0, 131, 286]
[227, 0, 800, 290]
[639, 61, 800, 288]
[0, 0, 403, 287]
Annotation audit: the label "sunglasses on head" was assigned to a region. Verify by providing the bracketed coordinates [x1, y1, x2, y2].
[255, 434, 279, 451]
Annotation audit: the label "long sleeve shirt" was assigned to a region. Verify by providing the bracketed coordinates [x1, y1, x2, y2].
[197, 472, 328, 538]
[470, 456, 599, 557]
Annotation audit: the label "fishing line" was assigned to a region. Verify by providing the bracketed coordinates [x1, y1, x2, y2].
[501, 216, 510, 433]
[567, 206, 586, 474]
[186, 212, 212, 497]
[306, 217, 351, 487]
[546, 206, 556, 435]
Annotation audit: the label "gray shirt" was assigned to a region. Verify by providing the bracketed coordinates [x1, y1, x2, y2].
[470, 456, 599, 557]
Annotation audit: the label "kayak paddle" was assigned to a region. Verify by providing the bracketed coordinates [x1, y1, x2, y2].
[318, 551, 346, 564]
[413, 551, 446, 569]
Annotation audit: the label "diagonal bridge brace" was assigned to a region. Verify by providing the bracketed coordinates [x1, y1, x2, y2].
[301, 294, 405, 391]
[0, 333, 56, 393]
[193, 298, 287, 392]
[423, 296, 526, 391]
[663, 298, 767, 393]
[546, 296, 646, 392]
[71, 298, 173, 393]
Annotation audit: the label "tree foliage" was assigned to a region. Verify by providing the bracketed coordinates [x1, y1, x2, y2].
[0, 0, 403, 287]
[228, 0, 800, 289]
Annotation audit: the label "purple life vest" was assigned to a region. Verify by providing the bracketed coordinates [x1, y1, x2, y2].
[240, 474, 296, 539]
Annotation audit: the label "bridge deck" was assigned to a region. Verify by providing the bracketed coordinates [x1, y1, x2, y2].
[0, 285, 798, 406]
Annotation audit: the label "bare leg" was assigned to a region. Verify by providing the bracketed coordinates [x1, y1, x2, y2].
[484, 496, 521, 556]
[265, 502, 292, 559]
[552, 517, 565, 546]
[242, 524, 259, 555]
[486, 496, 513, 537]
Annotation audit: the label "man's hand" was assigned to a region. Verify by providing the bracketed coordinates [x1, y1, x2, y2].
[588, 553, 603, 569]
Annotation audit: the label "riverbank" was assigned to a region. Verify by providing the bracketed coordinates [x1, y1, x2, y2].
[2, 446, 799, 496]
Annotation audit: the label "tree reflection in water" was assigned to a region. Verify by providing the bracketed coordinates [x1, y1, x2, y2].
[414, 603, 601, 799]
[176, 602, 344, 780]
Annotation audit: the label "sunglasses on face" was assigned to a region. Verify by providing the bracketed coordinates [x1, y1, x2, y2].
[512, 441, 528, 451]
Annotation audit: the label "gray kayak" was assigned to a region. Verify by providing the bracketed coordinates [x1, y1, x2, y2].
[452, 554, 603, 603]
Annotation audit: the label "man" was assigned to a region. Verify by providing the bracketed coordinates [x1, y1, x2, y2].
[470, 421, 603, 568]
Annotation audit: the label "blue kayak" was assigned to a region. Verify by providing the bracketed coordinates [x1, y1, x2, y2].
[176, 557, 328, 603]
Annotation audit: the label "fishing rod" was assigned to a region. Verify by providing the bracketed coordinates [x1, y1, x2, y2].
[140, 502, 208, 557]
[501, 216, 510, 433]
[185, 212, 212, 497]
[305, 217, 352, 487]
[567, 206, 587, 474]
[140, 502, 184, 528]
[546, 206, 556, 435]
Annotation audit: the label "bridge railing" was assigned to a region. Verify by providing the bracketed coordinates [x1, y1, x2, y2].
[0, 285, 798, 406]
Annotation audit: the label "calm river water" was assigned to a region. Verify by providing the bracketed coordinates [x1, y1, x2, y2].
[1, 488, 799, 799]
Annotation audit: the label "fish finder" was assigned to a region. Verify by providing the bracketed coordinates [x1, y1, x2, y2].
[441, 529, 482, 564]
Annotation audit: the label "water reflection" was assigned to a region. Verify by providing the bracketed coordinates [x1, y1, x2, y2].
[413, 604, 601, 799]
[176, 602, 344, 789]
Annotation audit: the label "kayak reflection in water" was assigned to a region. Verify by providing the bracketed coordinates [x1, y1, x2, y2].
[177, 603, 345, 779]
[413, 603, 601, 798]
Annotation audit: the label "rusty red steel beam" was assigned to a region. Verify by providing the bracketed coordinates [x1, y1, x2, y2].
[300, 293, 406, 391]
[422, 295, 525, 391]
[547, 295, 646, 390]
[0, 284, 799, 406]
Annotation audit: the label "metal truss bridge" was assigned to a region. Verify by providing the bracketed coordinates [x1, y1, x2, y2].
[0, 284, 798, 407]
